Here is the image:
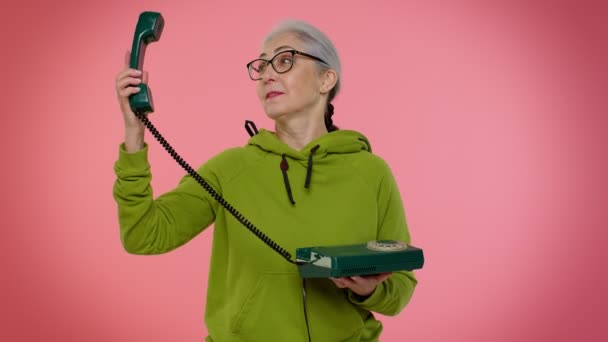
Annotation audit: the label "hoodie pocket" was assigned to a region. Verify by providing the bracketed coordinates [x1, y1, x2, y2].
[230, 272, 364, 341]
[230, 272, 303, 339]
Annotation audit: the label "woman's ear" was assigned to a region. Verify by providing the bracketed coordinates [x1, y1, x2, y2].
[320, 69, 338, 94]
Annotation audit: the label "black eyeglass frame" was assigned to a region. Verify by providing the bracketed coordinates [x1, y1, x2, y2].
[246, 49, 329, 81]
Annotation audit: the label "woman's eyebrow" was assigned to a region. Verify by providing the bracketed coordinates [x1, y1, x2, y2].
[259, 45, 295, 58]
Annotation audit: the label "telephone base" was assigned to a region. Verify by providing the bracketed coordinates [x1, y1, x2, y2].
[296, 241, 424, 278]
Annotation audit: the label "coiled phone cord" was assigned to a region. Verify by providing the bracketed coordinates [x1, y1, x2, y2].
[134, 112, 299, 265]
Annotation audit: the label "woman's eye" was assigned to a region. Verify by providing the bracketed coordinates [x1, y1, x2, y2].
[279, 57, 292, 66]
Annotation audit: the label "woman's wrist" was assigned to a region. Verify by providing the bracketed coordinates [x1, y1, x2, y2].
[124, 127, 145, 153]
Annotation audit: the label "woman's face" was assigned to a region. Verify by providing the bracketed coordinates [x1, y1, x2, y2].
[256, 33, 326, 121]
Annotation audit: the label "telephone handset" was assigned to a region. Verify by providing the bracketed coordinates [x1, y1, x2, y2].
[127, 12, 424, 277]
[129, 12, 164, 114]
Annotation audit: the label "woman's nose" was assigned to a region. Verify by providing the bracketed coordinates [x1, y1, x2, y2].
[261, 67, 278, 83]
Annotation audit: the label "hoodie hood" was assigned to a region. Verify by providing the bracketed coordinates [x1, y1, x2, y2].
[247, 128, 372, 205]
[248, 129, 372, 159]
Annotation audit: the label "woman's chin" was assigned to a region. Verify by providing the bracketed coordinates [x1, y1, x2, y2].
[264, 108, 288, 121]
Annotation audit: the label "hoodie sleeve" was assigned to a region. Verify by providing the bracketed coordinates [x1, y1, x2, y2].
[347, 162, 418, 316]
[112, 143, 218, 255]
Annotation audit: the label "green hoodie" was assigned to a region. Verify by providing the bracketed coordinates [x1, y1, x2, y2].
[113, 128, 417, 341]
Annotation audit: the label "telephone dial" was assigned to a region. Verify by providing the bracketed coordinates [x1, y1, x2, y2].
[127, 11, 424, 278]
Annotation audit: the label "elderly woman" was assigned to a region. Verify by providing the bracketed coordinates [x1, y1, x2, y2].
[114, 19, 417, 342]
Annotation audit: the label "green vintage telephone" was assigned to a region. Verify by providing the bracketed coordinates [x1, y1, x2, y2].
[127, 11, 424, 278]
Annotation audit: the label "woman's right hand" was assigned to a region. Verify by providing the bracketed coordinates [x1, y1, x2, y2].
[115, 50, 148, 152]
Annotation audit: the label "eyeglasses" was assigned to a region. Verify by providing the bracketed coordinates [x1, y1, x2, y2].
[246, 49, 328, 81]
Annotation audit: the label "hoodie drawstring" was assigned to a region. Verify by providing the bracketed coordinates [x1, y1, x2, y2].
[245, 120, 259, 137]
[280, 145, 320, 205]
[304, 145, 320, 189]
[280, 154, 296, 205]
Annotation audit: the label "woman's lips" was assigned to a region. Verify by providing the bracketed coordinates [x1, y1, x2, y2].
[266, 91, 284, 99]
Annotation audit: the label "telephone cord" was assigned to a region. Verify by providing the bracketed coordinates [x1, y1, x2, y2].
[135, 112, 298, 265]
[302, 278, 312, 342]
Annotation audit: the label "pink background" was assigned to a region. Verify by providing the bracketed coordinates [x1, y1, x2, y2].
[2, 0, 607, 341]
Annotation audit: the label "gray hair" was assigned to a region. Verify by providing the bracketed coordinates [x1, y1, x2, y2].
[263, 19, 342, 102]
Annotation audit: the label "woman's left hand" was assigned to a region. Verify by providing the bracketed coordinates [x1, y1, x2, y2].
[330, 272, 393, 297]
